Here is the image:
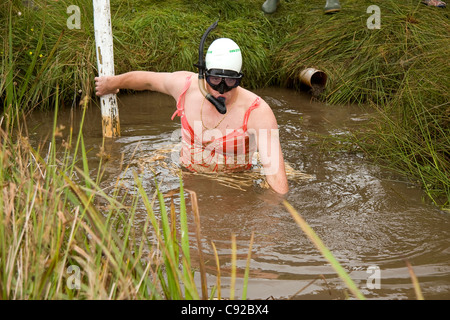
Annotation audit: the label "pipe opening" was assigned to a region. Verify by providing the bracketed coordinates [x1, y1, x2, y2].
[310, 71, 327, 87]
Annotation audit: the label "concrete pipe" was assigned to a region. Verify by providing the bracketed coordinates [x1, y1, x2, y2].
[299, 68, 327, 89]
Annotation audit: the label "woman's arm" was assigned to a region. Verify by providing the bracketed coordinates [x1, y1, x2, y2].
[95, 71, 193, 98]
[248, 101, 289, 195]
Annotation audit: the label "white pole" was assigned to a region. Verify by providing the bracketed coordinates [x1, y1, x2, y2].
[93, 0, 120, 137]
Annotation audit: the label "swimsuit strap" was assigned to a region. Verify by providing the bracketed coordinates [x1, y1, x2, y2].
[242, 97, 261, 132]
[171, 75, 193, 120]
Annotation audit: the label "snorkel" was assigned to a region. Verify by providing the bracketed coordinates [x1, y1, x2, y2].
[194, 20, 227, 114]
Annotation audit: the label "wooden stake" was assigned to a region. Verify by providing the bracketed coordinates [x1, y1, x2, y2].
[93, 0, 120, 137]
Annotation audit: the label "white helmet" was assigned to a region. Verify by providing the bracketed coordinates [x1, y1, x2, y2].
[205, 38, 242, 73]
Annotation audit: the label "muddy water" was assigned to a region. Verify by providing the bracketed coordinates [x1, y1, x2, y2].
[27, 87, 450, 300]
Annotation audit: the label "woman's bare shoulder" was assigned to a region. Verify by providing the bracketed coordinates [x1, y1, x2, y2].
[165, 71, 198, 97]
[243, 90, 278, 129]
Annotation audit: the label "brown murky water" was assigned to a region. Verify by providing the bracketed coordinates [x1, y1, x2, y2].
[27, 87, 450, 300]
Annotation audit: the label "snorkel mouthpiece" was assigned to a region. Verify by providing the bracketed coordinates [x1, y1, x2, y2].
[209, 96, 226, 114]
[194, 20, 227, 114]
[205, 93, 227, 114]
[217, 96, 226, 105]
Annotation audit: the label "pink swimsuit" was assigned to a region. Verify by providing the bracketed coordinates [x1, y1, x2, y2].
[171, 76, 260, 173]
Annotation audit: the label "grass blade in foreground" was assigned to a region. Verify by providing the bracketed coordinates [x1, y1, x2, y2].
[283, 200, 365, 300]
[405, 260, 424, 300]
[241, 232, 254, 300]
